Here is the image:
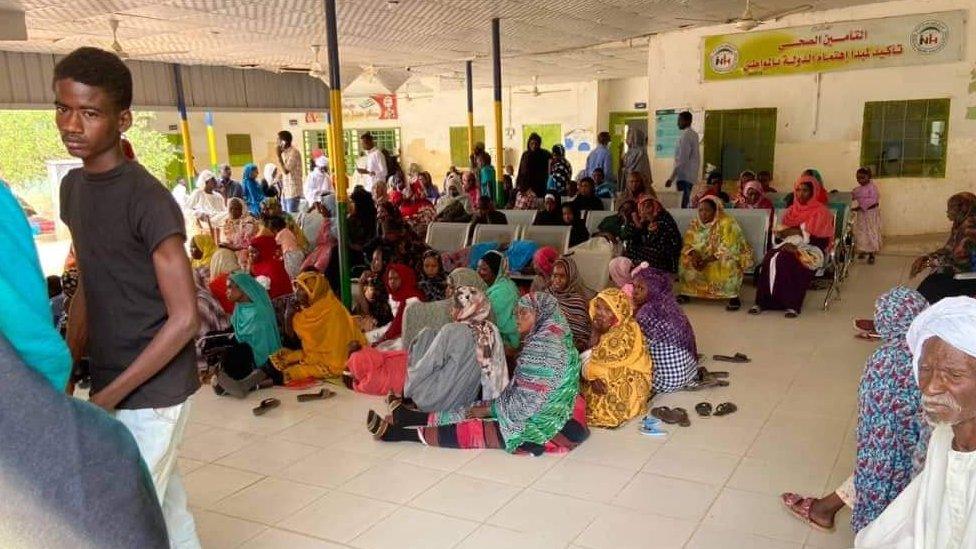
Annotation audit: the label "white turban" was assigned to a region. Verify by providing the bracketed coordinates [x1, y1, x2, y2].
[195, 169, 215, 189]
[908, 296, 976, 381]
[314, 155, 328, 168]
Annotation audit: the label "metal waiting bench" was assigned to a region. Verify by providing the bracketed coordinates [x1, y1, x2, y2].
[471, 223, 521, 246]
[425, 221, 471, 252]
[522, 225, 572, 254]
[500, 209, 537, 227]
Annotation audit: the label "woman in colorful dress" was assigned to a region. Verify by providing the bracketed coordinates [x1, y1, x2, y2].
[851, 167, 882, 264]
[677, 196, 754, 311]
[548, 144, 573, 195]
[367, 292, 589, 456]
[547, 257, 594, 352]
[370, 263, 425, 348]
[213, 271, 281, 395]
[634, 267, 700, 393]
[781, 286, 930, 533]
[910, 192, 976, 303]
[529, 246, 559, 292]
[580, 288, 652, 428]
[621, 196, 683, 274]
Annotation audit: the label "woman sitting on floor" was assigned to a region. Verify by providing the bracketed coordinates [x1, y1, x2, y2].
[213, 272, 281, 396]
[634, 267, 700, 393]
[268, 216, 305, 279]
[368, 263, 425, 349]
[547, 257, 594, 352]
[580, 288, 652, 428]
[478, 250, 521, 350]
[402, 285, 510, 411]
[247, 234, 296, 333]
[608, 256, 641, 299]
[677, 196, 754, 311]
[910, 192, 976, 303]
[193, 270, 229, 377]
[367, 292, 589, 456]
[401, 267, 486, 350]
[529, 246, 559, 292]
[209, 246, 241, 315]
[621, 196, 683, 273]
[190, 233, 217, 279]
[750, 175, 835, 318]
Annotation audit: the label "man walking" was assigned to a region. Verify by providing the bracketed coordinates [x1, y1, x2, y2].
[665, 111, 701, 208]
[54, 47, 201, 548]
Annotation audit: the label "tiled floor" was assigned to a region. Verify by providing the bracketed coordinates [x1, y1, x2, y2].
[180, 254, 917, 548]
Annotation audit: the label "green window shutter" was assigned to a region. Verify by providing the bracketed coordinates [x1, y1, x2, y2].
[226, 134, 253, 167]
[860, 98, 948, 178]
[449, 126, 486, 168]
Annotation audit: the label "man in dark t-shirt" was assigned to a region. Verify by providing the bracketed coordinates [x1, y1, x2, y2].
[54, 47, 201, 547]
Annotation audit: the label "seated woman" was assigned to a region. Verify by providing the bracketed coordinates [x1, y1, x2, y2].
[580, 288, 652, 428]
[209, 246, 240, 314]
[214, 272, 282, 397]
[750, 175, 835, 318]
[260, 196, 308, 251]
[367, 292, 589, 456]
[529, 246, 559, 292]
[620, 171, 652, 204]
[478, 251, 521, 349]
[268, 216, 305, 279]
[733, 178, 774, 210]
[193, 270, 229, 377]
[403, 286, 510, 411]
[221, 197, 258, 265]
[621, 197, 683, 273]
[609, 256, 644, 299]
[190, 232, 217, 279]
[398, 180, 437, 240]
[534, 193, 564, 226]
[368, 263, 425, 349]
[634, 267, 700, 393]
[417, 249, 447, 302]
[595, 199, 637, 242]
[677, 197, 754, 311]
[402, 267, 486, 349]
[513, 178, 539, 210]
[910, 192, 976, 303]
[547, 257, 593, 352]
[561, 204, 590, 248]
[690, 170, 730, 207]
[570, 177, 604, 213]
[248, 234, 295, 332]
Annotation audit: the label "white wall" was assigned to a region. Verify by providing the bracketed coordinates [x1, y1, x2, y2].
[647, 0, 976, 236]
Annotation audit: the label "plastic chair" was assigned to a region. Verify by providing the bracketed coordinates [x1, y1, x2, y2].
[725, 209, 771, 274]
[425, 221, 471, 252]
[471, 223, 520, 246]
[585, 210, 615, 235]
[500, 209, 537, 227]
[521, 225, 572, 254]
[667, 208, 698, 237]
[600, 197, 615, 211]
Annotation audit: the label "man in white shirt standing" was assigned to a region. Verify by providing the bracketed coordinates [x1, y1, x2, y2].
[356, 132, 387, 193]
[664, 111, 701, 208]
[856, 296, 976, 549]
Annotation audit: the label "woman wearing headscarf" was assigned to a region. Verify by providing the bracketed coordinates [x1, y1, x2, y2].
[209, 247, 240, 314]
[401, 285, 510, 412]
[609, 256, 643, 299]
[910, 192, 976, 303]
[530, 246, 559, 292]
[733, 179, 774, 210]
[534, 193, 564, 226]
[462, 171, 481, 211]
[547, 257, 594, 352]
[621, 196, 683, 273]
[560, 204, 590, 248]
[261, 163, 281, 197]
[190, 233, 217, 277]
[596, 199, 638, 242]
[213, 271, 281, 395]
[418, 249, 447, 302]
[513, 178, 540, 210]
[260, 196, 309, 251]
[401, 267, 487, 350]
[677, 196, 754, 311]
[691, 170, 730, 207]
[620, 171, 653, 205]
[300, 199, 336, 274]
[516, 133, 553, 198]
[478, 250, 521, 349]
[241, 164, 264, 217]
[802, 168, 830, 203]
[399, 179, 437, 240]
[221, 197, 258, 260]
[371, 263, 425, 347]
[548, 144, 572, 195]
[782, 287, 930, 533]
[750, 175, 835, 317]
[368, 292, 589, 456]
[581, 288, 652, 428]
[247, 235, 291, 299]
[634, 267, 699, 393]
[619, 128, 652, 191]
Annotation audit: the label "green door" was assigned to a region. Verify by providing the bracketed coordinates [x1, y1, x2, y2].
[703, 108, 777, 181]
[521, 123, 562, 152]
[609, 111, 648, 180]
[449, 126, 486, 168]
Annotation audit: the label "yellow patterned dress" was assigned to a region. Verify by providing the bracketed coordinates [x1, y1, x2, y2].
[677, 198, 754, 300]
[581, 288, 653, 428]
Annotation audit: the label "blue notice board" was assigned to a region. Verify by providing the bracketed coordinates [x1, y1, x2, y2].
[654, 109, 682, 159]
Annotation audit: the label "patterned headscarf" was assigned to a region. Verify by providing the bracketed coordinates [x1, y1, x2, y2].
[418, 249, 447, 302]
[588, 288, 650, 375]
[549, 257, 593, 351]
[634, 267, 698, 357]
[452, 285, 509, 400]
[447, 267, 487, 292]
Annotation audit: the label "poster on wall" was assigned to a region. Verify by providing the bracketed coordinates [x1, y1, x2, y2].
[654, 108, 704, 158]
[563, 127, 594, 152]
[702, 10, 966, 81]
[342, 94, 399, 121]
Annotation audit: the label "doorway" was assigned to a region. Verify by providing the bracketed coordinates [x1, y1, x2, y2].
[609, 111, 648, 182]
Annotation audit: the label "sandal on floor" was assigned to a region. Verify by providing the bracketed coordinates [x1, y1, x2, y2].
[639, 424, 668, 437]
[712, 352, 751, 363]
[748, 305, 761, 315]
[698, 367, 729, 379]
[366, 410, 390, 439]
[695, 402, 712, 417]
[785, 309, 799, 319]
[780, 492, 835, 533]
[297, 388, 336, 402]
[652, 406, 689, 426]
[252, 397, 280, 416]
[854, 331, 881, 341]
[726, 298, 742, 312]
[713, 402, 738, 416]
[641, 416, 661, 430]
[853, 318, 875, 332]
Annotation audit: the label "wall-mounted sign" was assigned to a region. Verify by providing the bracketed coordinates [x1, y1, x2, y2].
[634, 102, 647, 110]
[288, 119, 299, 126]
[342, 94, 399, 121]
[653, 108, 704, 158]
[702, 10, 966, 81]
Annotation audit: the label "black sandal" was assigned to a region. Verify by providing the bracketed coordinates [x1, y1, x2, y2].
[714, 402, 738, 417]
[712, 352, 751, 363]
[297, 388, 335, 402]
[252, 397, 280, 416]
[726, 298, 742, 312]
[695, 402, 713, 417]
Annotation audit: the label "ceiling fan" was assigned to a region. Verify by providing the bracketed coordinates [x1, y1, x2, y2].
[96, 17, 190, 60]
[676, 0, 812, 31]
[513, 76, 571, 97]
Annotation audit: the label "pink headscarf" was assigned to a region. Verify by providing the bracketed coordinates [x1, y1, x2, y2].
[533, 246, 559, 277]
[609, 257, 634, 288]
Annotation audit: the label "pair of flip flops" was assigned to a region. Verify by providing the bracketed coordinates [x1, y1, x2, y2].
[712, 353, 751, 363]
[252, 388, 336, 416]
[694, 402, 737, 417]
[650, 406, 691, 427]
[638, 416, 668, 437]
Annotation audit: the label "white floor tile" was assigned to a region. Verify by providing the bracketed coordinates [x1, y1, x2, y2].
[642, 444, 740, 485]
[455, 524, 570, 549]
[215, 437, 319, 476]
[239, 528, 347, 549]
[278, 492, 398, 543]
[532, 459, 636, 503]
[686, 524, 803, 549]
[183, 464, 264, 509]
[409, 473, 520, 521]
[179, 426, 259, 463]
[575, 507, 697, 549]
[350, 507, 478, 549]
[393, 443, 484, 472]
[275, 447, 380, 488]
[487, 489, 605, 545]
[612, 472, 719, 521]
[564, 427, 663, 471]
[192, 509, 265, 549]
[340, 461, 446, 504]
[211, 477, 327, 524]
[458, 450, 562, 486]
[275, 415, 360, 448]
[702, 487, 813, 543]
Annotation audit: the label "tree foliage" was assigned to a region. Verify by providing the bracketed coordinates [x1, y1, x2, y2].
[0, 110, 175, 189]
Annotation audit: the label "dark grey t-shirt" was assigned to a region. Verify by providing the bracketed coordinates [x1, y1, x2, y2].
[60, 161, 199, 409]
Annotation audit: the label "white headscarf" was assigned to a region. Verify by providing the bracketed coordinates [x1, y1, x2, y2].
[262, 163, 278, 184]
[195, 169, 215, 189]
[908, 296, 976, 382]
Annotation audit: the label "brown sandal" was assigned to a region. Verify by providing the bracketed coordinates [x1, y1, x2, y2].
[780, 492, 834, 533]
[650, 406, 691, 427]
[297, 388, 335, 402]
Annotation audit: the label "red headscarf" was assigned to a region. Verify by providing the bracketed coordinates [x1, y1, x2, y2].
[380, 263, 425, 341]
[782, 175, 835, 243]
[249, 235, 292, 298]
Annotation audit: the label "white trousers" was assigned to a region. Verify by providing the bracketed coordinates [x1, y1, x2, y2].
[115, 401, 201, 549]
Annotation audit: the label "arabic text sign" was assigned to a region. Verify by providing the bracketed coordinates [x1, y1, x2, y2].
[702, 10, 966, 81]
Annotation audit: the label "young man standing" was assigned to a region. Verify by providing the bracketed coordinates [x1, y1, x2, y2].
[356, 132, 388, 193]
[665, 111, 701, 209]
[54, 47, 201, 548]
[276, 130, 303, 213]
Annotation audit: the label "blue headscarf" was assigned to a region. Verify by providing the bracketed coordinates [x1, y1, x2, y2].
[241, 163, 263, 216]
[0, 181, 71, 389]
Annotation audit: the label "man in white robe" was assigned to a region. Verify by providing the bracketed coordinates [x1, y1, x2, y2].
[856, 296, 976, 549]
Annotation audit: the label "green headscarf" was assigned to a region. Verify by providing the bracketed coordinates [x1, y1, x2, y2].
[229, 271, 281, 367]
